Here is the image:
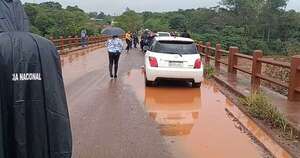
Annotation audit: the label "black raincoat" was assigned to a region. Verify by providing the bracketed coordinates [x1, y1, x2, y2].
[0, 0, 72, 158]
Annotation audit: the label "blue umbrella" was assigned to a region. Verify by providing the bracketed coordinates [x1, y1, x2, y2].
[101, 27, 125, 36]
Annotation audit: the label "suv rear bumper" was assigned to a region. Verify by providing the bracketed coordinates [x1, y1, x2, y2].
[145, 66, 204, 83]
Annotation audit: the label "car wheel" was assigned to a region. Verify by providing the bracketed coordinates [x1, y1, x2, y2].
[192, 82, 201, 88]
[145, 77, 155, 87]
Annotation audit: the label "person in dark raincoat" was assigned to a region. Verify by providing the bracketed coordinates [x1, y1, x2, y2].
[0, 0, 72, 158]
[180, 29, 191, 38]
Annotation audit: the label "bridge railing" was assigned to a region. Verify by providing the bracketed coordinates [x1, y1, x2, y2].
[49, 35, 125, 54]
[197, 42, 300, 102]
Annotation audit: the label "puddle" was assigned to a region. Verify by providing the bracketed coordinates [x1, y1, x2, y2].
[123, 69, 291, 158]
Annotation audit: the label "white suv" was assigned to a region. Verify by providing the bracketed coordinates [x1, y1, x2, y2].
[144, 37, 204, 88]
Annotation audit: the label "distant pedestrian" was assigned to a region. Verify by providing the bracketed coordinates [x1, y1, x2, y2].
[147, 32, 156, 46]
[181, 29, 191, 38]
[106, 35, 124, 78]
[140, 31, 147, 51]
[81, 29, 88, 47]
[125, 31, 132, 52]
[133, 32, 139, 48]
[170, 31, 176, 37]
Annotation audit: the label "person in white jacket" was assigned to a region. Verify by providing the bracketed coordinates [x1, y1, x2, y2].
[106, 35, 124, 78]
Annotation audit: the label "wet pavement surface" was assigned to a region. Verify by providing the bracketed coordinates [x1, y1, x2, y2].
[61, 48, 289, 158]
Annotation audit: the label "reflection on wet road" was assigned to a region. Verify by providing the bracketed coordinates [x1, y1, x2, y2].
[125, 70, 264, 158]
[145, 87, 201, 136]
[62, 48, 290, 158]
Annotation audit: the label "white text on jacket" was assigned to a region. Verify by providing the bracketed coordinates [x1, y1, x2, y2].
[12, 73, 42, 81]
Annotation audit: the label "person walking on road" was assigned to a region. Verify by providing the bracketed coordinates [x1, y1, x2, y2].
[107, 35, 124, 78]
[125, 31, 132, 52]
[133, 32, 139, 48]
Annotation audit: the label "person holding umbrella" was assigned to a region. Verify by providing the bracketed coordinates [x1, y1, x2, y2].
[106, 35, 124, 78]
[101, 27, 125, 78]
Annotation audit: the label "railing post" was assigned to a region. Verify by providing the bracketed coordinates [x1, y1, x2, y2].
[86, 35, 89, 46]
[68, 36, 72, 49]
[197, 41, 202, 52]
[198, 41, 203, 52]
[288, 55, 300, 101]
[75, 35, 79, 47]
[97, 36, 100, 46]
[200, 41, 205, 54]
[228, 47, 238, 75]
[215, 44, 222, 71]
[205, 42, 211, 64]
[251, 50, 263, 91]
[60, 36, 64, 51]
[72, 36, 75, 48]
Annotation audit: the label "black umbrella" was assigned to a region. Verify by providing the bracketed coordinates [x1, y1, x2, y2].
[101, 27, 125, 36]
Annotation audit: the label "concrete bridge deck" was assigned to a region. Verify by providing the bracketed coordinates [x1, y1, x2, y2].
[60, 47, 292, 158]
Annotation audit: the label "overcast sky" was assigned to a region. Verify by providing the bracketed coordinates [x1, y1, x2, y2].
[22, 0, 300, 15]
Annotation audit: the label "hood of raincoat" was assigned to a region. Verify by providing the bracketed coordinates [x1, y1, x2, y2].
[0, 0, 29, 32]
[0, 0, 72, 158]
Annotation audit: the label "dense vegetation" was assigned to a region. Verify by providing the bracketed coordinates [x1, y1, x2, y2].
[24, 2, 112, 38]
[114, 0, 300, 55]
[24, 0, 300, 55]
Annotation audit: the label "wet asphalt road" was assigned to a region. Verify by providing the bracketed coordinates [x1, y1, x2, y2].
[61, 48, 289, 158]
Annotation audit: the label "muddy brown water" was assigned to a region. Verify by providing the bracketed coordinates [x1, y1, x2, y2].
[61, 48, 290, 158]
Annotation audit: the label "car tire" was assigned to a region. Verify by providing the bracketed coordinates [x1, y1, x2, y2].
[145, 77, 155, 87]
[192, 82, 201, 88]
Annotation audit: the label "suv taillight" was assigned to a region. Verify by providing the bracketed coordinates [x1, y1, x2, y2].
[149, 57, 158, 67]
[194, 58, 201, 69]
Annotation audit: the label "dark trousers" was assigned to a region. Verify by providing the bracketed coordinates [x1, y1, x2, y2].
[126, 39, 131, 51]
[108, 52, 120, 76]
[140, 40, 144, 50]
[134, 41, 138, 48]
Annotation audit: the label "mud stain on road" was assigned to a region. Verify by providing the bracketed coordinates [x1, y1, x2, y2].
[123, 69, 290, 158]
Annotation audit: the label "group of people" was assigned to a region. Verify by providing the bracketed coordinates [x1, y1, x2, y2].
[106, 29, 192, 79]
[140, 29, 157, 52]
[125, 31, 139, 52]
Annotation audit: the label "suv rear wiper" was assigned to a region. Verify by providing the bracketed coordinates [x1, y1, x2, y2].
[170, 52, 183, 57]
[159, 51, 183, 57]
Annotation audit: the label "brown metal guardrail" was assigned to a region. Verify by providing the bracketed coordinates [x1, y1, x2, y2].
[197, 41, 300, 102]
[49, 34, 125, 54]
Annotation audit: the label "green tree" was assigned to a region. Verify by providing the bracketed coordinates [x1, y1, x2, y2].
[114, 9, 143, 32]
[169, 14, 186, 31]
[39, 2, 62, 10]
[88, 12, 98, 18]
[66, 5, 84, 12]
[260, 0, 288, 41]
[24, 2, 98, 37]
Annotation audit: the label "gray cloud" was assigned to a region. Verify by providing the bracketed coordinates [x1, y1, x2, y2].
[22, 0, 300, 15]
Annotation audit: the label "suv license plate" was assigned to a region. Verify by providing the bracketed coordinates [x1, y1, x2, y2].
[169, 61, 183, 68]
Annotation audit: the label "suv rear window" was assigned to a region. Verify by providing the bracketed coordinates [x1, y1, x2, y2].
[152, 41, 198, 54]
[158, 33, 170, 37]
